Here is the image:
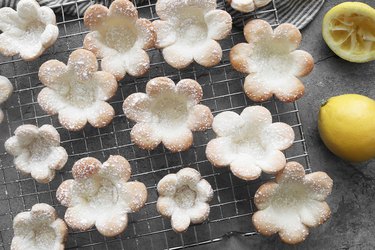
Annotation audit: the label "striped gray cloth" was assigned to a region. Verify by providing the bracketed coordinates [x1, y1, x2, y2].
[1, 0, 323, 29]
[225, 0, 325, 29]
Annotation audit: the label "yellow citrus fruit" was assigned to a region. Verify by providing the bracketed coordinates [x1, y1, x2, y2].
[318, 94, 375, 162]
[322, 2, 375, 63]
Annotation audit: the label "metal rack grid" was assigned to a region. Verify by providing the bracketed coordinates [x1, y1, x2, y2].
[0, 0, 312, 249]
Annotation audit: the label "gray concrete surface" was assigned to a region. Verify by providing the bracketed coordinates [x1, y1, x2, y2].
[201, 0, 375, 249]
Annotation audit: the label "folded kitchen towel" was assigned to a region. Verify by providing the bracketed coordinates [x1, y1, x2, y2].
[224, 0, 325, 29]
[0, 0, 324, 29]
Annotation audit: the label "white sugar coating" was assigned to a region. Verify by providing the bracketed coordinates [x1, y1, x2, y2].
[83, 0, 155, 80]
[11, 203, 67, 250]
[0, 75, 13, 123]
[173, 185, 197, 209]
[38, 49, 117, 131]
[0, 75, 13, 104]
[150, 94, 189, 130]
[252, 162, 333, 244]
[157, 168, 213, 233]
[175, 8, 208, 45]
[56, 155, 147, 237]
[230, 20, 313, 102]
[154, 0, 232, 69]
[206, 106, 294, 180]
[99, 19, 137, 52]
[229, 0, 272, 13]
[0, 0, 58, 60]
[123, 77, 213, 152]
[5, 124, 67, 183]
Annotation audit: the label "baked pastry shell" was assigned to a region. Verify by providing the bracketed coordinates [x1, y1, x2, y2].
[252, 161, 333, 244]
[156, 168, 214, 233]
[123, 77, 213, 152]
[56, 155, 147, 237]
[206, 105, 295, 180]
[230, 19, 314, 102]
[5, 124, 68, 183]
[0, 0, 58, 61]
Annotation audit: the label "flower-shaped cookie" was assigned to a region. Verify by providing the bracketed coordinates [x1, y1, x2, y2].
[206, 106, 295, 181]
[153, 0, 232, 69]
[227, 0, 272, 13]
[230, 19, 314, 102]
[11, 203, 68, 250]
[0, 75, 13, 123]
[5, 124, 68, 183]
[252, 161, 333, 244]
[0, 0, 58, 61]
[56, 155, 147, 237]
[123, 77, 213, 152]
[157, 168, 213, 233]
[83, 0, 156, 80]
[38, 49, 118, 131]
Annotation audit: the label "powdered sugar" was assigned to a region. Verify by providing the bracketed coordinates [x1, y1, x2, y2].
[206, 106, 295, 181]
[0, 0, 58, 61]
[154, 0, 232, 68]
[157, 168, 213, 233]
[83, 0, 156, 80]
[37, 49, 118, 131]
[11, 203, 68, 250]
[123, 77, 213, 152]
[0, 75, 13, 123]
[230, 19, 314, 102]
[5, 124, 68, 183]
[56, 155, 147, 237]
[253, 162, 333, 244]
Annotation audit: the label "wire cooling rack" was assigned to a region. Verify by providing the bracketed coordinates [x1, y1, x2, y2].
[0, 0, 312, 249]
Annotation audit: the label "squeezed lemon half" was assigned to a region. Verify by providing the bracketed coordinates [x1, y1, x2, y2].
[322, 2, 375, 63]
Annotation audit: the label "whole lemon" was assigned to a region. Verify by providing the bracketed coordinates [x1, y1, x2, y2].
[318, 94, 375, 162]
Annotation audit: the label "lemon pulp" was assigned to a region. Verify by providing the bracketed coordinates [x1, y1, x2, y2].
[323, 2, 375, 63]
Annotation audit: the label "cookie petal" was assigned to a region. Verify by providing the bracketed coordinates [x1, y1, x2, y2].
[135, 18, 156, 50]
[58, 107, 88, 131]
[187, 104, 213, 131]
[273, 23, 302, 52]
[121, 181, 147, 212]
[95, 210, 128, 237]
[86, 101, 115, 129]
[244, 19, 273, 44]
[125, 48, 150, 77]
[193, 40, 222, 67]
[101, 54, 126, 80]
[162, 43, 193, 69]
[157, 174, 178, 196]
[188, 202, 210, 224]
[205, 10, 232, 40]
[101, 155, 131, 182]
[64, 205, 95, 231]
[230, 43, 254, 74]
[304, 171, 333, 201]
[290, 50, 314, 77]
[206, 137, 234, 167]
[162, 127, 193, 152]
[130, 122, 162, 150]
[243, 74, 273, 102]
[261, 122, 295, 150]
[68, 49, 98, 81]
[230, 156, 262, 181]
[171, 211, 190, 233]
[146, 77, 175, 97]
[212, 111, 243, 137]
[93, 71, 118, 101]
[157, 196, 176, 217]
[153, 20, 176, 48]
[176, 79, 203, 105]
[123, 93, 152, 123]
